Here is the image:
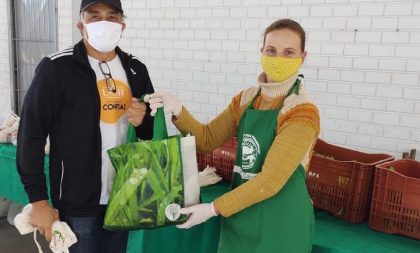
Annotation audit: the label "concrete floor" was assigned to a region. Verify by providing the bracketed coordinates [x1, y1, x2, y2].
[0, 217, 51, 253]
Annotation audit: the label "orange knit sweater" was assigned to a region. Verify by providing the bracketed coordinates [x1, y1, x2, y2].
[173, 74, 320, 217]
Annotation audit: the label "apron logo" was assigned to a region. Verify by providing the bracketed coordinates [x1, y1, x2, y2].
[242, 134, 260, 170]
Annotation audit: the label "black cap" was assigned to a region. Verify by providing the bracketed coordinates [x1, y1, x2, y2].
[80, 0, 123, 13]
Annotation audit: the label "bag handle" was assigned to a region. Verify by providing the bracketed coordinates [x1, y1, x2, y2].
[151, 106, 168, 141]
[125, 123, 138, 143]
[125, 96, 168, 143]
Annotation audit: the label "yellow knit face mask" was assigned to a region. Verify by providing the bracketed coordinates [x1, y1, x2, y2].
[261, 55, 303, 82]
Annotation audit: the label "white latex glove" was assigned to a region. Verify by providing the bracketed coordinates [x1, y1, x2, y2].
[144, 91, 182, 117]
[176, 202, 218, 229]
[199, 166, 222, 187]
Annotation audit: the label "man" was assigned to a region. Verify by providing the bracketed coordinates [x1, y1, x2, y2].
[16, 0, 154, 252]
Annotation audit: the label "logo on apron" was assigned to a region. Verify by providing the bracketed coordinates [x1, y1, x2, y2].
[241, 134, 260, 170]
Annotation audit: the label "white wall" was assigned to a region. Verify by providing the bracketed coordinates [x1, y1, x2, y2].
[58, 0, 73, 50]
[0, 0, 12, 122]
[1, 0, 419, 158]
[116, 0, 420, 158]
[0, 0, 74, 120]
[72, 0, 82, 44]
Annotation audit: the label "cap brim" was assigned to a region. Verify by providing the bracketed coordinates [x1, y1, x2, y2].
[80, 1, 123, 13]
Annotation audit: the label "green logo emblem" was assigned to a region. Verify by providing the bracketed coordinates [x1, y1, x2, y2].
[242, 134, 260, 170]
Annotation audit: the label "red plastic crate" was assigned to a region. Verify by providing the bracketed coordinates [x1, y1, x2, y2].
[306, 139, 393, 223]
[369, 159, 420, 240]
[196, 138, 237, 181]
[213, 138, 237, 158]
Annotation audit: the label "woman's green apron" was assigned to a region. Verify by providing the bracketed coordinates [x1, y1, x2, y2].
[218, 78, 315, 253]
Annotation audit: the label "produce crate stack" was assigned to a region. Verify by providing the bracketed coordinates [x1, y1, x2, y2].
[306, 139, 393, 223]
[369, 159, 420, 240]
[196, 138, 237, 181]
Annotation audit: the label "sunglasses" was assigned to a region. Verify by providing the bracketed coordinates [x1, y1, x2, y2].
[99, 61, 117, 93]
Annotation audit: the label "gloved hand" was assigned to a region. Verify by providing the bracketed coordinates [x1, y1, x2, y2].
[144, 91, 182, 117]
[199, 166, 222, 187]
[176, 202, 218, 229]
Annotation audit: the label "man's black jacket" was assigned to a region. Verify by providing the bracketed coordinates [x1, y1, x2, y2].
[16, 40, 154, 216]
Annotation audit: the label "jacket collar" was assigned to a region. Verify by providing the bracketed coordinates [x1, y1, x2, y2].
[72, 40, 140, 97]
[72, 40, 131, 66]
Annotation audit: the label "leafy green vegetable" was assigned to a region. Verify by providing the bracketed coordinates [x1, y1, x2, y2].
[104, 136, 187, 230]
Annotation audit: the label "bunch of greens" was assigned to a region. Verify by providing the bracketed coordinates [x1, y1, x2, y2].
[104, 136, 187, 230]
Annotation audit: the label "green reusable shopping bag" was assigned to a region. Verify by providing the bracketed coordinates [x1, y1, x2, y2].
[104, 107, 189, 230]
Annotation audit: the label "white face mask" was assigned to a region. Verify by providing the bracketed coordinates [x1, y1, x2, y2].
[84, 21, 122, 53]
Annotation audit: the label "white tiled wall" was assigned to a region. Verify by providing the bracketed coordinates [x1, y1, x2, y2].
[2, 0, 420, 158]
[0, 0, 12, 122]
[116, 0, 420, 157]
[58, 0, 73, 50]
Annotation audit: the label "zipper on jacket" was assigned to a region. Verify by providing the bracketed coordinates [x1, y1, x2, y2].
[59, 161, 64, 200]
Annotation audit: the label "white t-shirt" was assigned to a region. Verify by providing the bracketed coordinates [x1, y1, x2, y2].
[88, 55, 132, 204]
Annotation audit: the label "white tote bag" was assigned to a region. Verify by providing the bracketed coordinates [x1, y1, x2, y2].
[180, 135, 200, 207]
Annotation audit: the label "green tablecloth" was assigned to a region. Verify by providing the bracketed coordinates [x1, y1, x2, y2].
[127, 182, 229, 253]
[1, 144, 419, 252]
[127, 184, 420, 253]
[313, 211, 420, 253]
[0, 144, 49, 205]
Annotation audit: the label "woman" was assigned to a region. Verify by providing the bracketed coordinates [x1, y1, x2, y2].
[146, 19, 319, 253]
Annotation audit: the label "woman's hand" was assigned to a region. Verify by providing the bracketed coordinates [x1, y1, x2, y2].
[176, 202, 218, 229]
[144, 91, 182, 117]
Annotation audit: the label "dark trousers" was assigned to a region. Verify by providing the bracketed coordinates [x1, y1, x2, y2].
[61, 206, 128, 253]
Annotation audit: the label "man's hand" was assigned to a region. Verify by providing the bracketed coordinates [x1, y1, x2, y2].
[30, 200, 59, 242]
[127, 98, 147, 127]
